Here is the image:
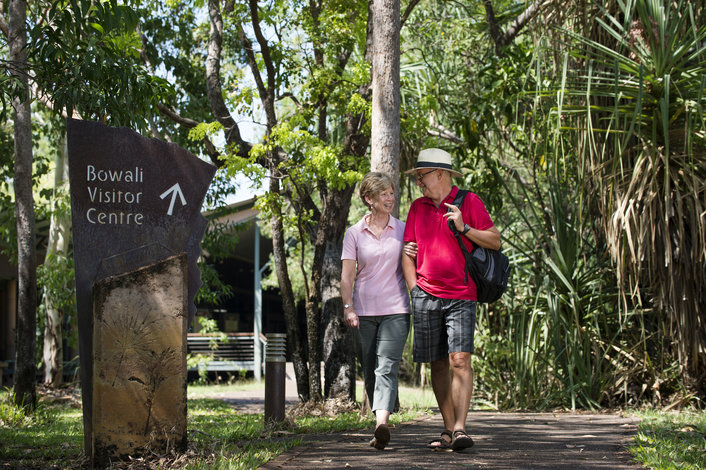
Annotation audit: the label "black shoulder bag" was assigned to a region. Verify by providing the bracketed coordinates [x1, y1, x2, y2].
[448, 190, 510, 303]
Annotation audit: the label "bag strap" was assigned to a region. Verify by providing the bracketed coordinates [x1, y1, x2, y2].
[447, 189, 472, 284]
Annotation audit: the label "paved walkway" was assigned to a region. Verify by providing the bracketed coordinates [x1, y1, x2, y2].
[213, 364, 644, 469]
[259, 411, 642, 469]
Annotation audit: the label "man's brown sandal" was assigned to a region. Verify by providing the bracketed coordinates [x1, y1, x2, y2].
[450, 429, 474, 451]
[370, 423, 390, 450]
[427, 429, 453, 451]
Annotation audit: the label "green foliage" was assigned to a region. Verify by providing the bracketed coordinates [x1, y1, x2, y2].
[0, 74, 26, 121]
[0, 192, 15, 262]
[187, 317, 229, 384]
[37, 251, 78, 349]
[28, 0, 174, 130]
[472, 151, 627, 410]
[0, 391, 33, 428]
[399, 0, 706, 408]
[629, 409, 706, 470]
[555, 0, 706, 384]
[137, 1, 213, 154]
[188, 122, 224, 145]
[400, 1, 537, 205]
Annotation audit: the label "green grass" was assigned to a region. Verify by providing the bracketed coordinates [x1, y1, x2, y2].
[188, 380, 265, 399]
[0, 390, 85, 468]
[0, 383, 432, 469]
[628, 409, 706, 470]
[6, 383, 703, 469]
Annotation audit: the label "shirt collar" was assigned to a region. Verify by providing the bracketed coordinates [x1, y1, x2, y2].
[363, 214, 393, 232]
[421, 186, 459, 209]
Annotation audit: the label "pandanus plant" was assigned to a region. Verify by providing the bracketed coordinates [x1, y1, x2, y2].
[561, 0, 706, 384]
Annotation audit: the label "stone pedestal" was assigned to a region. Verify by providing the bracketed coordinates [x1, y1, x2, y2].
[91, 254, 187, 465]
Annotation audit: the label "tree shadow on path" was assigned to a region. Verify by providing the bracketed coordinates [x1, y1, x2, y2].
[260, 410, 643, 470]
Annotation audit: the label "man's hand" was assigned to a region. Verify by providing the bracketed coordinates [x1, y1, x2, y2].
[443, 202, 465, 232]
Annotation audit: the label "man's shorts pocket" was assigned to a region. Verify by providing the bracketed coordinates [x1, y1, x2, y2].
[410, 285, 426, 298]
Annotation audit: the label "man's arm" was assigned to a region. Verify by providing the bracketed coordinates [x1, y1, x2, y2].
[465, 226, 501, 251]
[444, 202, 502, 250]
[402, 244, 418, 291]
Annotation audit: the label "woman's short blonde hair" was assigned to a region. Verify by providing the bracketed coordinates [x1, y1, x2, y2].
[360, 172, 395, 210]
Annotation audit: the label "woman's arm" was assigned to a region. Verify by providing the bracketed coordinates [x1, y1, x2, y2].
[340, 259, 359, 328]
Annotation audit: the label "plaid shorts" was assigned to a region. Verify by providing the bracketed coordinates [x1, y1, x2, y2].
[410, 285, 476, 363]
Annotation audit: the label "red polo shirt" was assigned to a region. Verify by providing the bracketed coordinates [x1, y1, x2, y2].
[403, 186, 494, 300]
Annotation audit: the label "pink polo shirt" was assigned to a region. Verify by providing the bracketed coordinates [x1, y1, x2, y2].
[403, 186, 494, 300]
[341, 215, 411, 316]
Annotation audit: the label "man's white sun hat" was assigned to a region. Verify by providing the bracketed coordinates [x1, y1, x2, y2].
[405, 148, 463, 178]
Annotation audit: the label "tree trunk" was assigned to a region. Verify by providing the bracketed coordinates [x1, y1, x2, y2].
[320, 9, 374, 399]
[269, 175, 310, 401]
[370, 0, 401, 215]
[322, 185, 356, 399]
[305, 188, 327, 402]
[9, 0, 38, 409]
[42, 135, 71, 387]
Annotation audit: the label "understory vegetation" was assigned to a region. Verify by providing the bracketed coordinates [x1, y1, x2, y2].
[395, 0, 706, 411]
[2, 384, 704, 469]
[0, 384, 429, 469]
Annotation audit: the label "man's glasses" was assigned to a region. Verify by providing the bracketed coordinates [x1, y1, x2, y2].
[415, 168, 437, 183]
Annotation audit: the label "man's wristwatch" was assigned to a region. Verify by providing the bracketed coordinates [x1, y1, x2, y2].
[461, 224, 471, 235]
[344, 304, 352, 310]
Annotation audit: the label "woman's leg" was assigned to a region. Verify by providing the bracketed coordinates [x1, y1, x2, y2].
[358, 316, 380, 410]
[373, 314, 411, 420]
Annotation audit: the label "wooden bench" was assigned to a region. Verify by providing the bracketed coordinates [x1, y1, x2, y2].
[186, 333, 267, 372]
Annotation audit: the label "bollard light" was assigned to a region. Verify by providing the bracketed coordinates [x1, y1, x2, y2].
[264, 333, 287, 424]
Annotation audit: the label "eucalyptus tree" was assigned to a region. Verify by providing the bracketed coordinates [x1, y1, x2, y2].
[39, 129, 72, 387]
[139, 0, 422, 401]
[202, 0, 370, 401]
[2, 0, 37, 409]
[369, 0, 401, 215]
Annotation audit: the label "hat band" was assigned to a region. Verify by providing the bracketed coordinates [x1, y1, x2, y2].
[415, 161, 453, 170]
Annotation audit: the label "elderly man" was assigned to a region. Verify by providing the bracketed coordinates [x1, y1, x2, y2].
[402, 148, 501, 451]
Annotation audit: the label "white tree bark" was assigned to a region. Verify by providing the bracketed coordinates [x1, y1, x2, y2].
[370, 0, 401, 214]
[42, 135, 70, 387]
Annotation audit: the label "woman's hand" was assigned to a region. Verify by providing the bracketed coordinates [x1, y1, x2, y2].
[403, 242, 418, 258]
[345, 310, 359, 329]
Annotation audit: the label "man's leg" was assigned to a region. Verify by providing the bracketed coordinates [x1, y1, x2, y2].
[443, 299, 476, 450]
[449, 351, 473, 432]
[430, 357, 455, 432]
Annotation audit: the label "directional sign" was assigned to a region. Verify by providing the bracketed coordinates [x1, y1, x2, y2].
[67, 119, 216, 456]
[160, 183, 187, 215]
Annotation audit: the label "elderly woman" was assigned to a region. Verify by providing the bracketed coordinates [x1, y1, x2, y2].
[341, 171, 411, 450]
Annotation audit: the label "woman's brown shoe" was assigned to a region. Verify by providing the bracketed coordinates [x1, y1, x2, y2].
[370, 423, 390, 450]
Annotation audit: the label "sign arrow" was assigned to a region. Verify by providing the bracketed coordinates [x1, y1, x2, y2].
[160, 183, 187, 216]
